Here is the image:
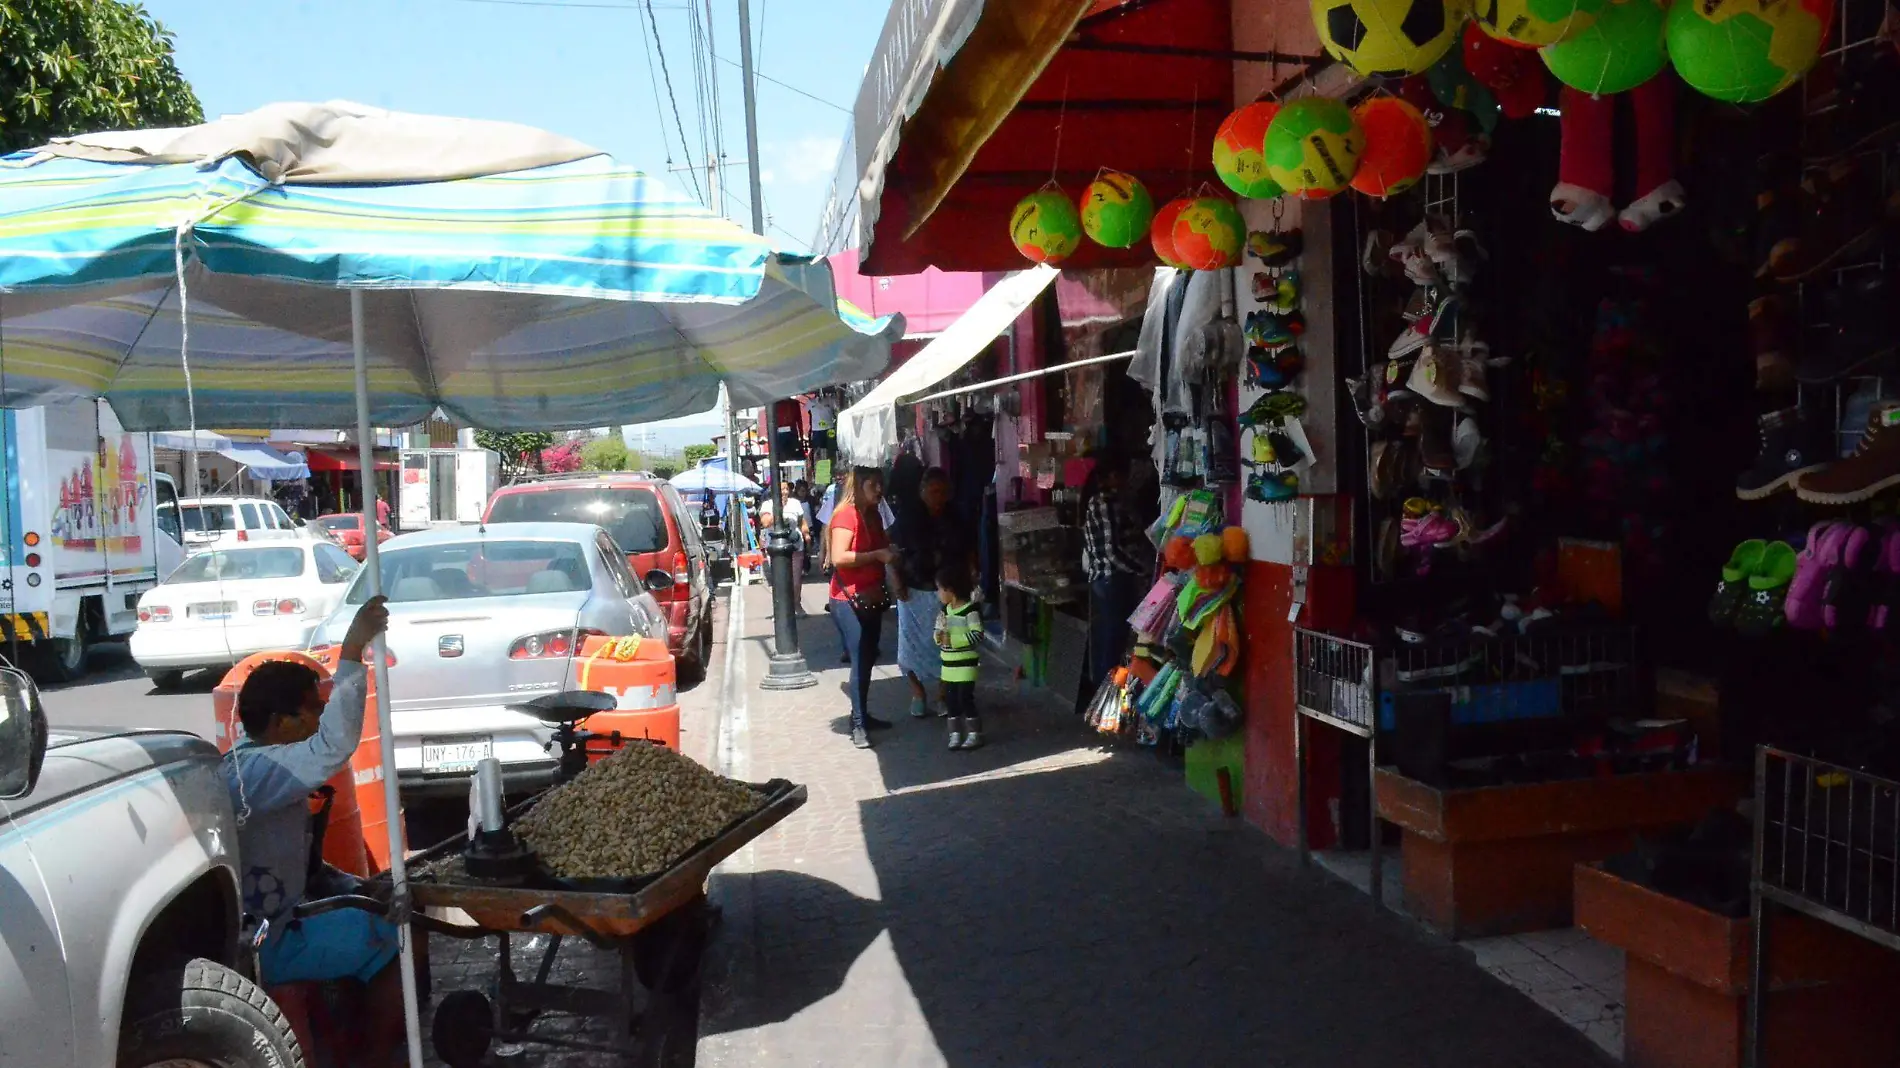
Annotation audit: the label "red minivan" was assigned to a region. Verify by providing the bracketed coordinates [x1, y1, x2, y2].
[483, 474, 714, 681]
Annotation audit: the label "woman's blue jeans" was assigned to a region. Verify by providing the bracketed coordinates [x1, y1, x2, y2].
[830, 599, 884, 731]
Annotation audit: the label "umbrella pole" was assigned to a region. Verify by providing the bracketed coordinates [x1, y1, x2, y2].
[352, 290, 427, 1068]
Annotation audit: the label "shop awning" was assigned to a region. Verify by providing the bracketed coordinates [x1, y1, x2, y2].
[839, 265, 1058, 464]
[219, 443, 309, 481]
[307, 449, 397, 473]
[151, 429, 233, 452]
[846, 0, 1239, 274]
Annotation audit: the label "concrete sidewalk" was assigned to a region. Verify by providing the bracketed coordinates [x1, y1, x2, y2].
[695, 580, 1613, 1068]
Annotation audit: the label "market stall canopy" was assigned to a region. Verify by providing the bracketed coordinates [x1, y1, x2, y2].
[839, 265, 1057, 464]
[219, 442, 309, 481]
[150, 428, 232, 452]
[0, 101, 903, 431]
[843, 0, 1238, 274]
[670, 464, 763, 495]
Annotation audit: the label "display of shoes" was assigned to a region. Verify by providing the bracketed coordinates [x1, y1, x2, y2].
[1452, 414, 1483, 471]
[1245, 308, 1302, 349]
[1456, 336, 1494, 403]
[1709, 539, 1767, 626]
[1247, 470, 1300, 502]
[1749, 294, 1796, 391]
[1759, 159, 1900, 282]
[1247, 228, 1303, 267]
[1797, 271, 1899, 383]
[1796, 401, 1900, 504]
[1736, 407, 1827, 500]
[1407, 343, 1469, 407]
[1419, 407, 1457, 473]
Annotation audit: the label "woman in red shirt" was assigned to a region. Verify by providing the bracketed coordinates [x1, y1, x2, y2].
[828, 466, 895, 749]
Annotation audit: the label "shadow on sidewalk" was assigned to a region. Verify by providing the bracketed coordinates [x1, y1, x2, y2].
[701, 869, 883, 1032]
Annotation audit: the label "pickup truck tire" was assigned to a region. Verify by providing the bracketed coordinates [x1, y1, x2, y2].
[32, 609, 90, 685]
[118, 957, 306, 1068]
[146, 668, 186, 690]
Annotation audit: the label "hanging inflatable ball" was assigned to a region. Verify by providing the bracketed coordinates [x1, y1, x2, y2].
[1213, 101, 1286, 199]
[1221, 526, 1251, 564]
[1265, 97, 1366, 199]
[1312, 0, 1472, 76]
[1541, 0, 1668, 95]
[1164, 535, 1199, 571]
[1666, 0, 1831, 102]
[1171, 197, 1246, 270]
[1472, 0, 1604, 47]
[1350, 96, 1432, 197]
[1009, 188, 1082, 265]
[1079, 171, 1157, 248]
[1151, 197, 1195, 268]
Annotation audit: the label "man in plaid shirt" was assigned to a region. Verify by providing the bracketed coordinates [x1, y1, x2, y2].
[1080, 452, 1150, 686]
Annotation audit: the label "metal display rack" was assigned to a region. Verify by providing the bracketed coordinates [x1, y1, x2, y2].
[1293, 624, 1642, 909]
[1747, 747, 1900, 1066]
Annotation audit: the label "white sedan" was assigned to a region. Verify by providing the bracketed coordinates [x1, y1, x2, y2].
[130, 541, 361, 688]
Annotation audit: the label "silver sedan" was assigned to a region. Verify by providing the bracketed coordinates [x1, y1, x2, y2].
[307, 521, 672, 795]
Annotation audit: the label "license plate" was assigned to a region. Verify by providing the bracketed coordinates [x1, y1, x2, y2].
[188, 602, 234, 619]
[421, 736, 492, 773]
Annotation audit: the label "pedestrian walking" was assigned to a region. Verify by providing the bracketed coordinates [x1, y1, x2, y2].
[892, 468, 967, 719]
[760, 487, 810, 614]
[827, 466, 896, 750]
[1080, 451, 1150, 687]
[936, 561, 983, 750]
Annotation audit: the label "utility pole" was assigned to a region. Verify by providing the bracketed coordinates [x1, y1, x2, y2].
[741, 0, 813, 691]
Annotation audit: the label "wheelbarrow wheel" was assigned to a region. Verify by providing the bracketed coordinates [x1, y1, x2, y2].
[634, 990, 696, 1068]
[430, 990, 493, 1068]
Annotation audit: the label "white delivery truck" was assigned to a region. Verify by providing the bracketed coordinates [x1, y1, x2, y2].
[0, 399, 185, 682]
[398, 447, 500, 528]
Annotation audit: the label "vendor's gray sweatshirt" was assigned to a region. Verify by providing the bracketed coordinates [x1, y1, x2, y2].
[221, 660, 369, 929]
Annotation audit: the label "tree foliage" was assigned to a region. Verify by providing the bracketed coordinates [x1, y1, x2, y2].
[683, 443, 719, 466]
[650, 461, 680, 480]
[474, 430, 556, 479]
[0, 1, 204, 154]
[580, 436, 632, 472]
[540, 439, 583, 473]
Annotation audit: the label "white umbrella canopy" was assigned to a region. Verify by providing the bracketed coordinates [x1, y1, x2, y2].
[0, 102, 902, 1067]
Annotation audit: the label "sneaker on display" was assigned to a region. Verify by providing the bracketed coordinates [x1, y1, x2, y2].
[1796, 402, 1900, 504]
[1736, 407, 1828, 500]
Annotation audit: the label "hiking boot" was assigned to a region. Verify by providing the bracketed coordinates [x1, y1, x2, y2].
[1737, 408, 1827, 500]
[1797, 402, 1900, 504]
[1750, 295, 1796, 391]
[1799, 271, 1900, 383]
[1760, 159, 1900, 282]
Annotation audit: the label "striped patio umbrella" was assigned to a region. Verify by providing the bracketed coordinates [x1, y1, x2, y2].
[0, 102, 900, 1067]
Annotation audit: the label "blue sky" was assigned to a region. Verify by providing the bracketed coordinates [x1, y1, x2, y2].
[145, 0, 887, 430]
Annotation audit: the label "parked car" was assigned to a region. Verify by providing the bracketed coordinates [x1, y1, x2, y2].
[130, 541, 361, 688]
[0, 663, 301, 1066]
[484, 474, 714, 682]
[305, 522, 672, 795]
[177, 495, 302, 553]
[315, 511, 393, 560]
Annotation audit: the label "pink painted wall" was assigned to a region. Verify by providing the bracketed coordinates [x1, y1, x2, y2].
[827, 252, 991, 338]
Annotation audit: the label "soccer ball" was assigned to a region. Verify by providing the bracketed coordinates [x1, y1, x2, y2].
[1009, 188, 1082, 264]
[1473, 0, 1604, 47]
[1171, 197, 1246, 271]
[1265, 97, 1366, 199]
[1313, 0, 1472, 76]
[1666, 0, 1831, 102]
[1151, 197, 1195, 267]
[1213, 102, 1286, 199]
[1351, 96, 1432, 197]
[1540, 0, 1668, 94]
[1080, 171, 1156, 248]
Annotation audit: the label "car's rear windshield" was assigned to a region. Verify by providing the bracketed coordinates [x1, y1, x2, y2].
[346, 540, 591, 604]
[485, 487, 668, 554]
[181, 504, 236, 533]
[316, 515, 360, 531]
[166, 547, 306, 584]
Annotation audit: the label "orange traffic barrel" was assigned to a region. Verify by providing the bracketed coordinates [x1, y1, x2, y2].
[572, 634, 682, 756]
[215, 650, 387, 876]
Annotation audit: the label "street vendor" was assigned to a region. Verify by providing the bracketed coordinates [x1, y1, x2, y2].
[223, 595, 403, 1066]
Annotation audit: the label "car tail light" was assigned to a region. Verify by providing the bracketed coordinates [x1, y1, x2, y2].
[138, 606, 172, 623]
[253, 598, 305, 616]
[672, 550, 690, 584]
[509, 627, 604, 660]
[236, 529, 249, 542]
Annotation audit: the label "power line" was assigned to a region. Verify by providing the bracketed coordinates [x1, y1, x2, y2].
[641, 0, 703, 204]
[711, 54, 848, 113]
[633, 0, 671, 167]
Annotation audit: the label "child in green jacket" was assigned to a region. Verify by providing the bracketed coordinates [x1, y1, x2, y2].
[935, 562, 982, 750]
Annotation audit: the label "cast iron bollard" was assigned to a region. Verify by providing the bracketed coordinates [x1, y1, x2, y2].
[760, 525, 815, 690]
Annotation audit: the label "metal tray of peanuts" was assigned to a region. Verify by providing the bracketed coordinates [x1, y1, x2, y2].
[409, 776, 805, 940]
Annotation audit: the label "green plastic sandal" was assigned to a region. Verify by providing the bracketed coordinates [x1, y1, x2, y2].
[1736, 541, 1798, 637]
[1709, 539, 1767, 627]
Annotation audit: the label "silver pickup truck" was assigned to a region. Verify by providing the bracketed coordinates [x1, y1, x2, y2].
[0, 664, 303, 1067]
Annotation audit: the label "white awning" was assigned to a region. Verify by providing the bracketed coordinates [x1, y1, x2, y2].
[839, 264, 1058, 465]
[151, 429, 233, 452]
